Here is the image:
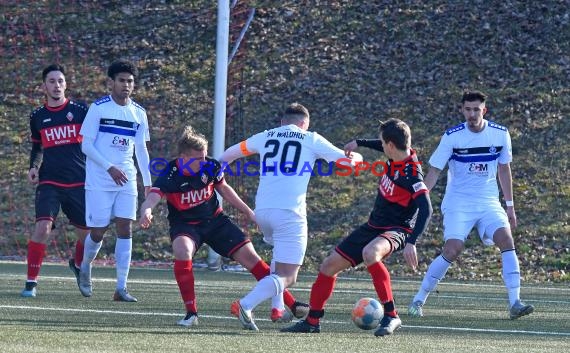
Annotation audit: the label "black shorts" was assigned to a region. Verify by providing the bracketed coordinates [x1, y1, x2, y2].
[169, 214, 250, 259]
[35, 184, 87, 228]
[335, 223, 409, 267]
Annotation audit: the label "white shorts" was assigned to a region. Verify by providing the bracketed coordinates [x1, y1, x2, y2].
[255, 208, 308, 265]
[442, 203, 509, 246]
[85, 190, 137, 227]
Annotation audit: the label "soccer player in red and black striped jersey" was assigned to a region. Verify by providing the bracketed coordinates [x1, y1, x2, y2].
[21, 64, 90, 297]
[282, 118, 432, 336]
[138, 126, 308, 328]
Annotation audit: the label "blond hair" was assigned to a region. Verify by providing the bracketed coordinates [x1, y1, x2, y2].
[178, 126, 208, 154]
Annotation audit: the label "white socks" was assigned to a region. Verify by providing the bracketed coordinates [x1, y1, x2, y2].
[413, 255, 452, 304]
[115, 237, 132, 290]
[414, 250, 522, 308]
[80, 234, 132, 291]
[270, 260, 285, 311]
[501, 249, 521, 306]
[240, 274, 285, 312]
[81, 234, 102, 272]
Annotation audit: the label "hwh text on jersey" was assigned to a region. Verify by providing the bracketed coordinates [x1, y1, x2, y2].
[41, 124, 82, 148]
[180, 184, 214, 207]
[379, 174, 395, 196]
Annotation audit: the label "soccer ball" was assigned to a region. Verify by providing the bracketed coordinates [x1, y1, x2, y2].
[351, 297, 383, 330]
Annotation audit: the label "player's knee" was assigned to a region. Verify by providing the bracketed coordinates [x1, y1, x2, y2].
[233, 243, 260, 266]
[88, 228, 106, 242]
[115, 219, 132, 236]
[284, 274, 297, 287]
[362, 247, 385, 264]
[362, 239, 389, 264]
[442, 242, 463, 261]
[319, 254, 343, 277]
[32, 221, 52, 242]
[493, 228, 514, 249]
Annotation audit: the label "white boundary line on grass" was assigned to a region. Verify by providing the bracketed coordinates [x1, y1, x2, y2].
[2, 262, 569, 292]
[2, 274, 570, 304]
[401, 323, 570, 336]
[3, 272, 570, 291]
[1, 304, 570, 338]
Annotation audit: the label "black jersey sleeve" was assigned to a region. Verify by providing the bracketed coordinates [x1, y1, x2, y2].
[203, 158, 224, 185]
[29, 142, 43, 169]
[150, 160, 176, 194]
[356, 139, 384, 152]
[407, 192, 432, 244]
[29, 111, 43, 169]
[395, 160, 430, 244]
[152, 174, 167, 190]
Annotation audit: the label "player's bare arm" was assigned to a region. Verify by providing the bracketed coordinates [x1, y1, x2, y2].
[343, 140, 358, 157]
[134, 140, 152, 192]
[139, 192, 161, 229]
[498, 162, 517, 229]
[402, 243, 418, 270]
[404, 192, 433, 270]
[214, 180, 255, 222]
[423, 167, 442, 191]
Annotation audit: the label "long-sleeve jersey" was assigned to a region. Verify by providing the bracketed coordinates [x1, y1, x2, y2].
[356, 139, 431, 244]
[29, 99, 87, 187]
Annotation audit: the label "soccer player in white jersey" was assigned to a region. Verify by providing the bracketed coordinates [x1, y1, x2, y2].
[407, 90, 534, 319]
[78, 60, 151, 302]
[220, 103, 362, 330]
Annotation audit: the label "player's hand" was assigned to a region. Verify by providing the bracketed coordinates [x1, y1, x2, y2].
[107, 166, 128, 186]
[248, 210, 256, 224]
[139, 210, 153, 229]
[343, 140, 358, 158]
[507, 206, 517, 229]
[403, 243, 418, 271]
[27, 168, 39, 185]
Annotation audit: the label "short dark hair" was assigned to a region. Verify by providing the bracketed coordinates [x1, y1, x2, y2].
[107, 60, 138, 80]
[42, 64, 65, 81]
[462, 90, 487, 104]
[282, 103, 310, 124]
[379, 118, 411, 151]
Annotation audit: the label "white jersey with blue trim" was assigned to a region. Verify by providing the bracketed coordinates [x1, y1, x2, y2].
[429, 119, 512, 212]
[242, 124, 346, 216]
[80, 95, 150, 192]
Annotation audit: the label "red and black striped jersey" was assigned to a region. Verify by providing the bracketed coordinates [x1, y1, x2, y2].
[368, 150, 428, 232]
[150, 157, 225, 224]
[29, 99, 87, 187]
